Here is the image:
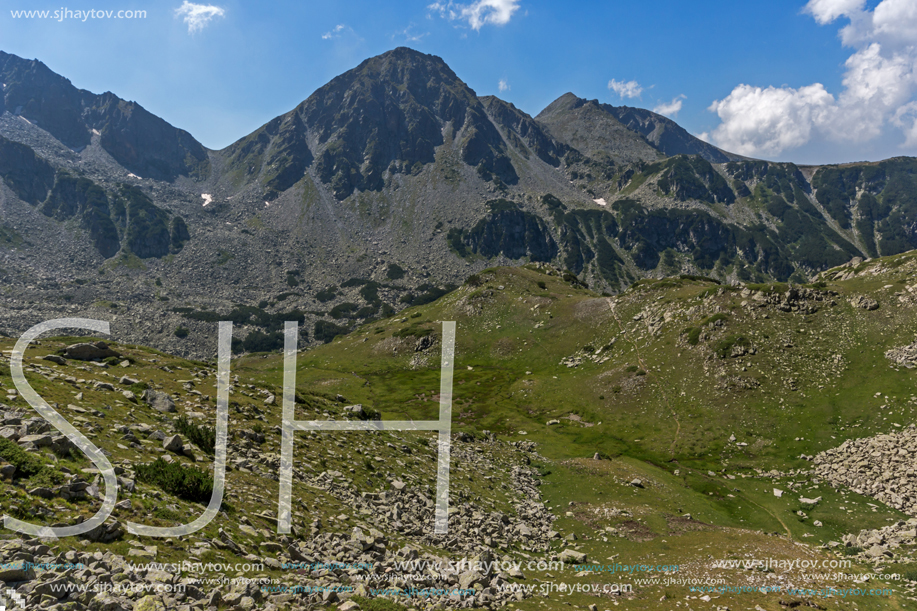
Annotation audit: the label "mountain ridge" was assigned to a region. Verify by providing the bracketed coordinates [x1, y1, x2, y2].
[1, 46, 917, 360]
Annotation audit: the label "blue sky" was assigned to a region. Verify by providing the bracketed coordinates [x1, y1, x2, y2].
[3, 0, 916, 164]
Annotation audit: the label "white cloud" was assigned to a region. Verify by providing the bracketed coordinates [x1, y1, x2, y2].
[322, 24, 346, 39]
[608, 78, 643, 99]
[174, 1, 225, 34]
[707, 0, 917, 157]
[803, 0, 864, 24]
[498, 78, 510, 92]
[428, 0, 521, 30]
[653, 95, 686, 118]
[393, 26, 429, 42]
[893, 102, 917, 147]
[708, 84, 835, 156]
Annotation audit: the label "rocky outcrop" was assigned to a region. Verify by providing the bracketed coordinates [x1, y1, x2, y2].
[62, 341, 120, 361]
[0, 135, 55, 204]
[813, 425, 917, 515]
[886, 338, 917, 368]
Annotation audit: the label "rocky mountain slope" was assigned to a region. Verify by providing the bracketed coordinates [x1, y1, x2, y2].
[1, 47, 916, 360]
[5, 252, 917, 609]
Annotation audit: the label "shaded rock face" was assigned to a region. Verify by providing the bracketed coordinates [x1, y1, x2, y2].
[656, 156, 735, 204]
[41, 173, 121, 258]
[448, 199, 557, 262]
[62, 342, 120, 361]
[0, 135, 55, 204]
[0, 157, 190, 259]
[464, 202, 557, 261]
[122, 185, 174, 259]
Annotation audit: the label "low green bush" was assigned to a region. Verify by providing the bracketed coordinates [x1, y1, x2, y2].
[174, 415, 215, 455]
[0, 437, 47, 477]
[134, 458, 214, 503]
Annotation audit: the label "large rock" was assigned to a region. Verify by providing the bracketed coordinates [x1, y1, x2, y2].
[82, 520, 125, 543]
[141, 389, 176, 413]
[849, 295, 879, 310]
[558, 549, 587, 563]
[18, 434, 53, 447]
[163, 435, 183, 453]
[62, 341, 120, 361]
[0, 565, 35, 582]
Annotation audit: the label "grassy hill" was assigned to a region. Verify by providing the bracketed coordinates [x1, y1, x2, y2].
[4, 252, 917, 609]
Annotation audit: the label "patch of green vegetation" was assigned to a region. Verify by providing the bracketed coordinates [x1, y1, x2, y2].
[712, 335, 751, 359]
[400, 284, 457, 306]
[329, 302, 359, 319]
[349, 596, 409, 611]
[315, 289, 337, 303]
[152, 506, 183, 522]
[245, 216, 266, 230]
[134, 458, 214, 503]
[0, 437, 47, 478]
[700, 313, 728, 326]
[683, 326, 702, 346]
[314, 320, 350, 344]
[679, 274, 721, 285]
[386, 263, 405, 280]
[393, 323, 433, 339]
[174, 415, 215, 455]
[215, 250, 235, 266]
[0, 224, 24, 247]
[174, 326, 189, 339]
[234, 330, 286, 354]
[359, 281, 382, 304]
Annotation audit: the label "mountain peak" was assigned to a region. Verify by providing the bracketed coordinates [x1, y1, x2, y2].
[537, 92, 739, 164]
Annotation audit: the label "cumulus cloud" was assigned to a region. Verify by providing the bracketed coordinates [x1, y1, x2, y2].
[707, 0, 917, 157]
[174, 1, 224, 34]
[498, 78, 510, 92]
[708, 84, 835, 156]
[428, 0, 521, 30]
[608, 78, 643, 99]
[653, 95, 686, 118]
